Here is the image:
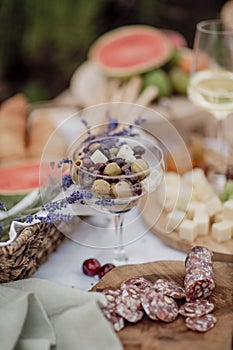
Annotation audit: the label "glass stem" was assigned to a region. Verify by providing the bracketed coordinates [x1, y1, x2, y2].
[216, 118, 224, 172]
[113, 213, 128, 265]
[209, 116, 227, 193]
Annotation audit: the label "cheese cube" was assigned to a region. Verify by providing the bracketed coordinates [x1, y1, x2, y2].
[167, 210, 186, 230]
[223, 200, 233, 222]
[179, 220, 198, 242]
[212, 221, 232, 243]
[213, 212, 224, 223]
[90, 149, 108, 164]
[117, 144, 136, 162]
[194, 213, 209, 235]
[187, 201, 206, 219]
[192, 168, 215, 201]
[205, 196, 222, 217]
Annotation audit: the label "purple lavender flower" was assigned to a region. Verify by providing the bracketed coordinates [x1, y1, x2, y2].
[62, 174, 74, 190]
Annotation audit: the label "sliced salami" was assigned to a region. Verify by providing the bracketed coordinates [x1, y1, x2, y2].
[120, 285, 142, 311]
[179, 299, 214, 318]
[184, 246, 215, 301]
[141, 289, 159, 320]
[102, 307, 125, 332]
[153, 278, 185, 299]
[185, 314, 217, 332]
[185, 275, 215, 301]
[102, 288, 122, 308]
[120, 277, 153, 292]
[116, 301, 144, 323]
[142, 290, 178, 322]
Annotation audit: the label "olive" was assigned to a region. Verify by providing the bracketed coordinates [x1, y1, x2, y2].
[103, 162, 122, 176]
[92, 179, 111, 195]
[131, 159, 149, 179]
[112, 181, 132, 198]
[133, 145, 145, 156]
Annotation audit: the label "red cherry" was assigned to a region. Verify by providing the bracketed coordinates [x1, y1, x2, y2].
[82, 258, 101, 277]
[97, 263, 115, 279]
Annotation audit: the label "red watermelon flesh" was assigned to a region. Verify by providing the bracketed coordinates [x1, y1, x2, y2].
[0, 162, 54, 194]
[89, 25, 174, 77]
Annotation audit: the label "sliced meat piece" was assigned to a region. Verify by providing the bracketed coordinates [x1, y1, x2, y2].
[179, 299, 214, 318]
[120, 276, 153, 292]
[185, 314, 217, 332]
[153, 278, 185, 299]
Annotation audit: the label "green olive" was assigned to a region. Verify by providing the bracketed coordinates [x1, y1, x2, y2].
[92, 179, 111, 195]
[112, 181, 132, 198]
[103, 162, 122, 176]
[131, 159, 149, 179]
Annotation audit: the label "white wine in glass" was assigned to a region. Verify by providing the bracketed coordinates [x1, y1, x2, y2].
[188, 19, 233, 191]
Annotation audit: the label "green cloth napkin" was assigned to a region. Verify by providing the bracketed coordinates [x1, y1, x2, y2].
[0, 278, 123, 350]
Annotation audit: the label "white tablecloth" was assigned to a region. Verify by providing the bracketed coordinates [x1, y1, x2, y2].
[33, 208, 186, 291]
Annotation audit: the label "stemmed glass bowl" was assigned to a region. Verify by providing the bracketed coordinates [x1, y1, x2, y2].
[71, 132, 164, 265]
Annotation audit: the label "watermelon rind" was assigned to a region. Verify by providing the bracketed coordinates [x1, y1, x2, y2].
[89, 25, 174, 78]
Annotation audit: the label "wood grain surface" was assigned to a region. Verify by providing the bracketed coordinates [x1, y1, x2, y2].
[140, 193, 233, 263]
[92, 260, 233, 350]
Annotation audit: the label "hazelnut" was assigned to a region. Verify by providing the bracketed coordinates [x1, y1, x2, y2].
[112, 181, 132, 198]
[92, 179, 111, 195]
[103, 162, 122, 176]
[131, 159, 149, 179]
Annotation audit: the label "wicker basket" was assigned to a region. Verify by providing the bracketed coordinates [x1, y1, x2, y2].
[0, 222, 65, 282]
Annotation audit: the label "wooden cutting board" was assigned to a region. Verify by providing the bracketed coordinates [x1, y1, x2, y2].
[92, 260, 233, 350]
[140, 193, 233, 263]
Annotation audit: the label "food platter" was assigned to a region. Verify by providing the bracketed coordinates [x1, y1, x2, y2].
[92, 260, 233, 350]
[140, 192, 233, 262]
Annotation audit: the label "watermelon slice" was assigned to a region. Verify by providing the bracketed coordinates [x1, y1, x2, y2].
[0, 161, 52, 195]
[89, 25, 174, 77]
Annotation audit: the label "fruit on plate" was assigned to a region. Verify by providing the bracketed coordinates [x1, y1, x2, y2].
[178, 48, 209, 74]
[89, 25, 174, 77]
[169, 67, 189, 95]
[142, 69, 172, 97]
[0, 161, 52, 209]
[163, 29, 187, 49]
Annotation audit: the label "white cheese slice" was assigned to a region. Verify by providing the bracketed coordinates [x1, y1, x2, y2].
[194, 213, 209, 235]
[223, 200, 233, 222]
[117, 144, 136, 162]
[205, 196, 223, 217]
[212, 221, 232, 243]
[179, 219, 198, 242]
[90, 149, 108, 164]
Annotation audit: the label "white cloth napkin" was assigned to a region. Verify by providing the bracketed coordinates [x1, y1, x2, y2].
[0, 278, 123, 350]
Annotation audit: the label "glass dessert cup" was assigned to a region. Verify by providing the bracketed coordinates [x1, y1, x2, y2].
[71, 134, 164, 265]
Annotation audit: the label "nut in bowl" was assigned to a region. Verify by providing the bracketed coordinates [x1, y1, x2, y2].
[71, 132, 164, 264]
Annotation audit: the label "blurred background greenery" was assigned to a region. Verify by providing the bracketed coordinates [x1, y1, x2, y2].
[0, 0, 227, 102]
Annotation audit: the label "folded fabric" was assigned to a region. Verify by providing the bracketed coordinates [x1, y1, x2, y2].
[0, 278, 123, 350]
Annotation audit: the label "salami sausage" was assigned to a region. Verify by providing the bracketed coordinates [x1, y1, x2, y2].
[102, 288, 122, 308]
[116, 301, 144, 323]
[141, 289, 159, 320]
[153, 278, 185, 299]
[120, 285, 142, 311]
[142, 290, 178, 322]
[184, 246, 215, 301]
[120, 277, 153, 292]
[185, 314, 217, 332]
[179, 299, 214, 318]
[102, 307, 125, 332]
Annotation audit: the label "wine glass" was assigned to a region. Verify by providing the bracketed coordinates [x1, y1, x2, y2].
[188, 19, 233, 192]
[70, 133, 164, 265]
